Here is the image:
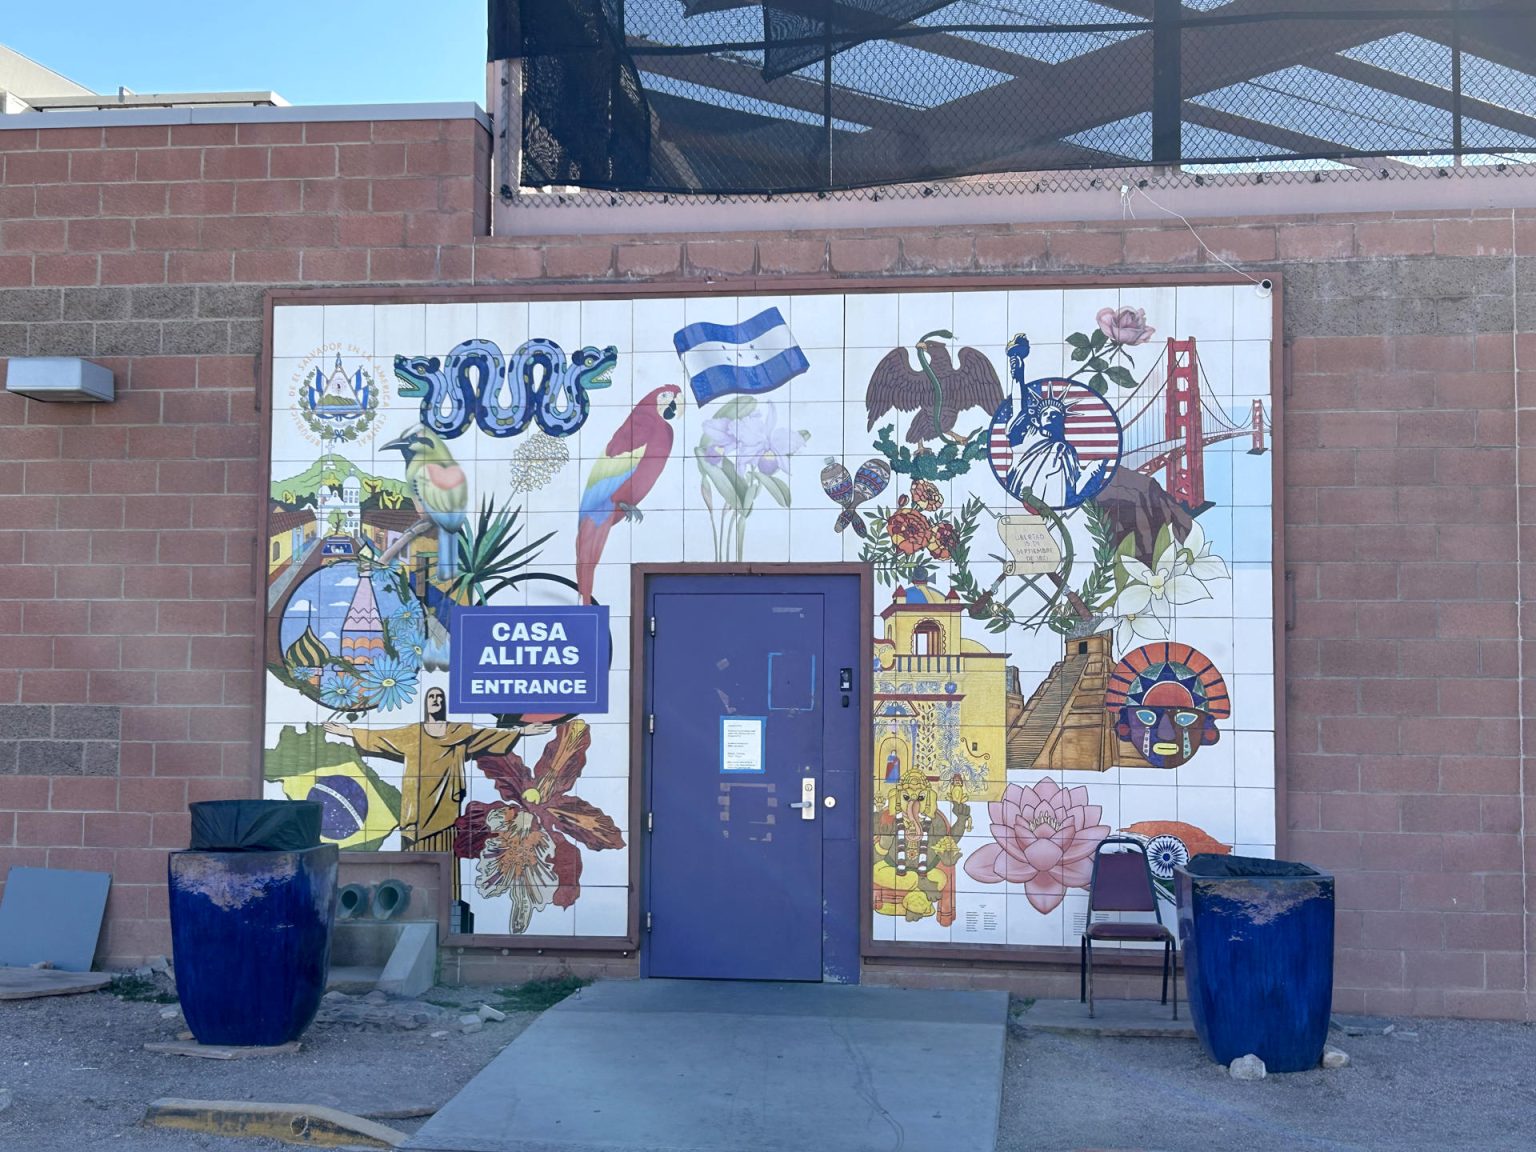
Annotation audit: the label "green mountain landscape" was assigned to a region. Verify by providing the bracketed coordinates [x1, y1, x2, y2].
[270, 454, 412, 506]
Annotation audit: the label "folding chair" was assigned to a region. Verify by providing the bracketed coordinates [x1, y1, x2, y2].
[1079, 835, 1177, 1019]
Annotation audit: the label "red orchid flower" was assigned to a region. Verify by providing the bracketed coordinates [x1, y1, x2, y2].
[453, 720, 624, 914]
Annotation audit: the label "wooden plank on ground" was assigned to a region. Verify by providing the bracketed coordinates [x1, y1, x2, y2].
[143, 1040, 302, 1060]
[143, 1098, 407, 1148]
[0, 968, 111, 1000]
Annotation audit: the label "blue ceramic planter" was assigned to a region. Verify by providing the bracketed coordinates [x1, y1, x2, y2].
[168, 844, 338, 1047]
[1175, 855, 1335, 1073]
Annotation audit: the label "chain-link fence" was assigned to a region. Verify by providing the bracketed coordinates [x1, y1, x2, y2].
[489, 1, 1536, 197]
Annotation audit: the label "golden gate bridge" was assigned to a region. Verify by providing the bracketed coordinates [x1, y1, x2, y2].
[1113, 337, 1269, 510]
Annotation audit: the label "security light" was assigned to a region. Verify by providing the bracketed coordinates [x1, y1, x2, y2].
[4, 357, 115, 403]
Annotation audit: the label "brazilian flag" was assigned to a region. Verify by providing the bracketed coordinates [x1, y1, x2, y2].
[264, 724, 401, 851]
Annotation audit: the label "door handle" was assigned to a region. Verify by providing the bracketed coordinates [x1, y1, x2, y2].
[790, 776, 816, 820]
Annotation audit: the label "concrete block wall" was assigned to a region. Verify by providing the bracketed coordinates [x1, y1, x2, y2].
[0, 114, 492, 962]
[0, 111, 1531, 1016]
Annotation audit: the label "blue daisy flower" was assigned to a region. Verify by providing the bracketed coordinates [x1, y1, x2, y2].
[360, 657, 418, 712]
[319, 668, 363, 709]
[389, 608, 425, 648]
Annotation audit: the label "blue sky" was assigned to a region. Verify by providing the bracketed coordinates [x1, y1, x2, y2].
[6, 1, 488, 106]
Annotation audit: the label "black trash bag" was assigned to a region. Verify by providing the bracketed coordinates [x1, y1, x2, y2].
[189, 800, 321, 852]
[1183, 854, 1321, 879]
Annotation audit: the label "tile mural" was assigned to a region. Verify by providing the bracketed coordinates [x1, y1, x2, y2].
[264, 285, 1278, 946]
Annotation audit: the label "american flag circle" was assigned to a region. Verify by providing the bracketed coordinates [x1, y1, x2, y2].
[987, 378, 1122, 511]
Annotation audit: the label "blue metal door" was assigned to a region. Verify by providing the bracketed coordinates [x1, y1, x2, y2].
[644, 573, 860, 982]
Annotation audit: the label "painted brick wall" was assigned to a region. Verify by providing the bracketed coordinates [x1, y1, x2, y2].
[1, 114, 1531, 1018]
[0, 116, 492, 962]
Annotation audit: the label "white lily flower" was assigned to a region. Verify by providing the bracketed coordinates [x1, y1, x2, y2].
[1151, 530, 1182, 574]
[1114, 576, 1153, 616]
[1142, 524, 1218, 604]
[1115, 609, 1167, 651]
[1175, 519, 1230, 583]
[1117, 553, 1209, 607]
[1161, 568, 1213, 605]
[1109, 524, 1228, 652]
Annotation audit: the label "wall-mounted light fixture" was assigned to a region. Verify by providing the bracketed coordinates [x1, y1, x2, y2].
[4, 357, 115, 403]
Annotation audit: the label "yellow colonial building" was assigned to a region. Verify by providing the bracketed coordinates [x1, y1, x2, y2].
[872, 572, 1013, 805]
[267, 509, 319, 584]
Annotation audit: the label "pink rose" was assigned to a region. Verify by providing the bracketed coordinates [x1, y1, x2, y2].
[1096, 306, 1156, 346]
[962, 778, 1110, 913]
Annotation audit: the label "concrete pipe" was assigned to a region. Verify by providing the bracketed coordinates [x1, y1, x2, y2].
[371, 878, 411, 920]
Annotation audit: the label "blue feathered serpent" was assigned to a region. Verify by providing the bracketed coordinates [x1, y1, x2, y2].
[393, 338, 617, 440]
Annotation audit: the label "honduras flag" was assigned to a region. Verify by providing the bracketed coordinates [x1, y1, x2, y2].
[673, 307, 810, 406]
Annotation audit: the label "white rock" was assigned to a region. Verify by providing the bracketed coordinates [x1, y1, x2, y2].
[158, 1007, 181, 1020]
[1229, 1054, 1267, 1081]
[477, 1004, 507, 1023]
[459, 1019, 484, 1035]
[1321, 1045, 1350, 1069]
[429, 1030, 450, 1039]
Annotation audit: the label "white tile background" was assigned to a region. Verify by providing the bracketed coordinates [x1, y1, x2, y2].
[266, 286, 1278, 946]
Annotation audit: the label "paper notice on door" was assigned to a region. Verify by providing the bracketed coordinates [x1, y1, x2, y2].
[719, 716, 766, 774]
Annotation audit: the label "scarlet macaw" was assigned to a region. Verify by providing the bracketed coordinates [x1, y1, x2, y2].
[576, 387, 681, 603]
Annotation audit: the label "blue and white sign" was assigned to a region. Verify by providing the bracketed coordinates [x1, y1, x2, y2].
[449, 605, 610, 714]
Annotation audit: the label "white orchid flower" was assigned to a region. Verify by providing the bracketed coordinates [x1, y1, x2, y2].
[1115, 608, 1167, 651]
[1107, 520, 1232, 653]
[1171, 519, 1230, 583]
[1121, 550, 1211, 609]
[1114, 558, 1155, 614]
[1146, 529, 1216, 604]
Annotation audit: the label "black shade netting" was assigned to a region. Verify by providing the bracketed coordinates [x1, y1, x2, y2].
[488, 1, 1536, 195]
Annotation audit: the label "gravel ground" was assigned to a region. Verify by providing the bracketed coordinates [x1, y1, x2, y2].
[5, 984, 1536, 1151]
[0, 982, 534, 1151]
[1003, 1011, 1536, 1152]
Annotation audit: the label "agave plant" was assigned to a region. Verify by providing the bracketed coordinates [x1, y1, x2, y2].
[448, 494, 556, 606]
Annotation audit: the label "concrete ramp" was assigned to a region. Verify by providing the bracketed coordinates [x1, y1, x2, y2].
[406, 979, 1006, 1152]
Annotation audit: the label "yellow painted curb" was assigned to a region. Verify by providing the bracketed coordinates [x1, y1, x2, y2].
[143, 1098, 407, 1148]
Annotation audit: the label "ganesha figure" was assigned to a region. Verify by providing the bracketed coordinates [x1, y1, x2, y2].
[872, 766, 971, 924]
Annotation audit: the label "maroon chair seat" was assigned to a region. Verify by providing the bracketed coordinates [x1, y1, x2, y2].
[1080, 836, 1178, 1019]
[1086, 920, 1175, 941]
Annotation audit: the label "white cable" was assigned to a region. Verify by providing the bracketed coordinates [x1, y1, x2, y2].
[1131, 186, 1265, 286]
[1513, 206, 1529, 1007]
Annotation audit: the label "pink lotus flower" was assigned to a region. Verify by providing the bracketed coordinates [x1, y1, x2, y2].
[1096, 306, 1156, 346]
[963, 778, 1110, 913]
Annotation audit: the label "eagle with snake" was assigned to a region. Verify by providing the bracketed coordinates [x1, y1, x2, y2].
[865, 328, 1004, 445]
